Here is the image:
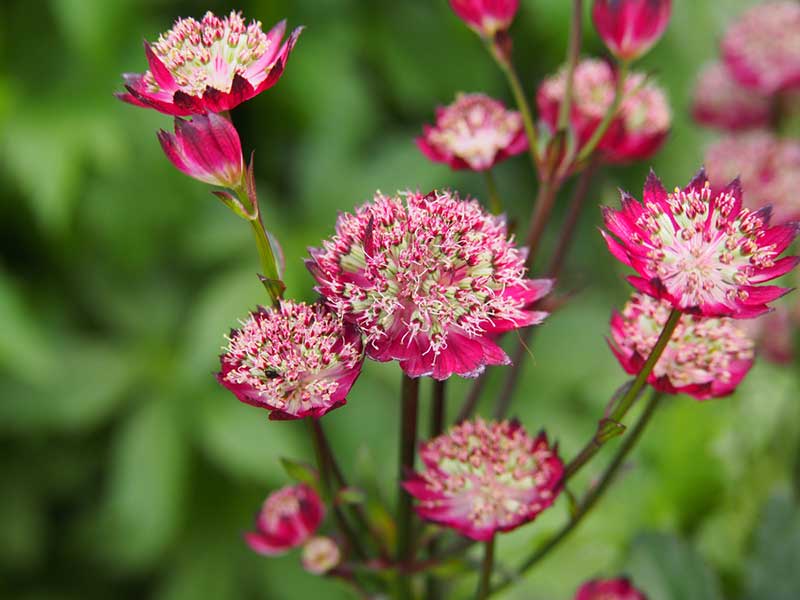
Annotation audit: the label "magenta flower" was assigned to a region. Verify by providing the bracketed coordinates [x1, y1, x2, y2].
[449, 0, 520, 38]
[301, 536, 341, 575]
[602, 169, 800, 318]
[245, 484, 324, 556]
[417, 93, 527, 172]
[307, 191, 553, 380]
[157, 113, 244, 187]
[592, 0, 672, 61]
[537, 60, 670, 164]
[118, 11, 302, 116]
[610, 293, 755, 399]
[692, 62, 772, 132]
[575, 577, 647, 600]
[217, 300, 364, 420]
[403, 418, 562, 541]
[722, 2, 800, 94]
[706, 133, 800, 226]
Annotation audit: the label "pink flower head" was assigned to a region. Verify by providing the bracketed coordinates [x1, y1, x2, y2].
[118, 11, 302, 116]
[575, 577, 647, 600]
[537, 60, 670, 164]
[449, 0, 520, 38]
[416, 93, 527, 172]
[692, 62, 772, 132]
[602, 169, 800, 318]
[157, 113, 244, 187]
[307, 191, 553, 380]
[592, 0, 672, 61]
[245, 484, 324, 556]
[722, 2, 800, 94]
[301, 536, 341, 575]
[706, 133, 800, 226]
[610, 293, 755, 399]
[217, 300, 364, 420]
[404, 418, 563, 541]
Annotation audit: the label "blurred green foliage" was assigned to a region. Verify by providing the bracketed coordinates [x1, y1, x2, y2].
[1, 0, 799, 598]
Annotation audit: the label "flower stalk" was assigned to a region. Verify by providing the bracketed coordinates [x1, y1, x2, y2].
[476, 535, 496, 600]
[484, 170, 503, 214]
[576, 59, 629, 163]
[396, 373, 420, 599]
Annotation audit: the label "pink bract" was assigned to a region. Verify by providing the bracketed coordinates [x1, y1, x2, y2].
[217, 300, 364, 420]
[692, 62, 773, 132]
[592, 0, 672, 61]
[537, 59, 670, 165]
[157, 112, 244, 187]
[416, 93, 527, 171]
[610, 293, 755, 400]
[449, 0, 520, 38]
[118, 11, 302, 116]
[602, 169, 800, 318]
[722, 2, 800, 94]
[706, 132, 800, 226]
[575, 577, 647, 600]
[403, 418, 563, 541]
[307, 190, 553, 380]
[245, 484, 324, 556]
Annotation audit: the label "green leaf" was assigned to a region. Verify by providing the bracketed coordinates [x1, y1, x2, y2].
[624, 532, 723, 600]
[744, 491, 800, 600]
[280, 457, 318, 487]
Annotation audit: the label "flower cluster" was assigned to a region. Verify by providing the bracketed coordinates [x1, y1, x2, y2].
[722, 1, 800, 95]
[692, 62, 772, 132]
[575, 577, 647, 600]
[308, 190, 552, 380]
[602, 170, 799, 318]
[218, 300, 364, 420]
[404, 418, 563, 540]
[705, 132, 800, 226]
[118, 11, 301, 115]
[610, 293, 755, 399]
[538, 59, 671, 164]
[246, 484, 325, 556]
[417, 93, 527, 171]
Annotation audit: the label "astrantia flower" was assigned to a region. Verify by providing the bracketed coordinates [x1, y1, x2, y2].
[722, 2, 800, 94]
[118, 11, 302, 116]
[245, 484, 324, 556]
[403, 418, 562, 541]
[592, 0, 672, 61]
[575, 577, 647, 600]
[602, 169, 800, 318]
[218, 300, 363, 420]
[416, 93, 527, 171]
[449, 0, 520, 38]
[307, 190, 553, 380]
[301, 536, 341, 575]
[537, 59, 670, 164]
[157, 112, 244, 187]
[610, 293, 755, 399]
[706, 133, 800, 225]
[692, 62, 772, 131]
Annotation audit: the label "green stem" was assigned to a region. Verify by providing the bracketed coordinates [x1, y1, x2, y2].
[556, 0, 584, 131]
[490, 391, 664, 596]
[476, 535, 496, 600]
[564, 308, 680, 480]
[483, 170, 503, 214]
[492, 49, 540, 173]
[307, 418, 367, 560]
[523, 180, 559, 269]
[396, 374, 420, 599]
[576, 59, 629, 163]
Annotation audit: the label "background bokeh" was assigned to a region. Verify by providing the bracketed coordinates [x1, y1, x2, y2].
[1, 0, 799, 598]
